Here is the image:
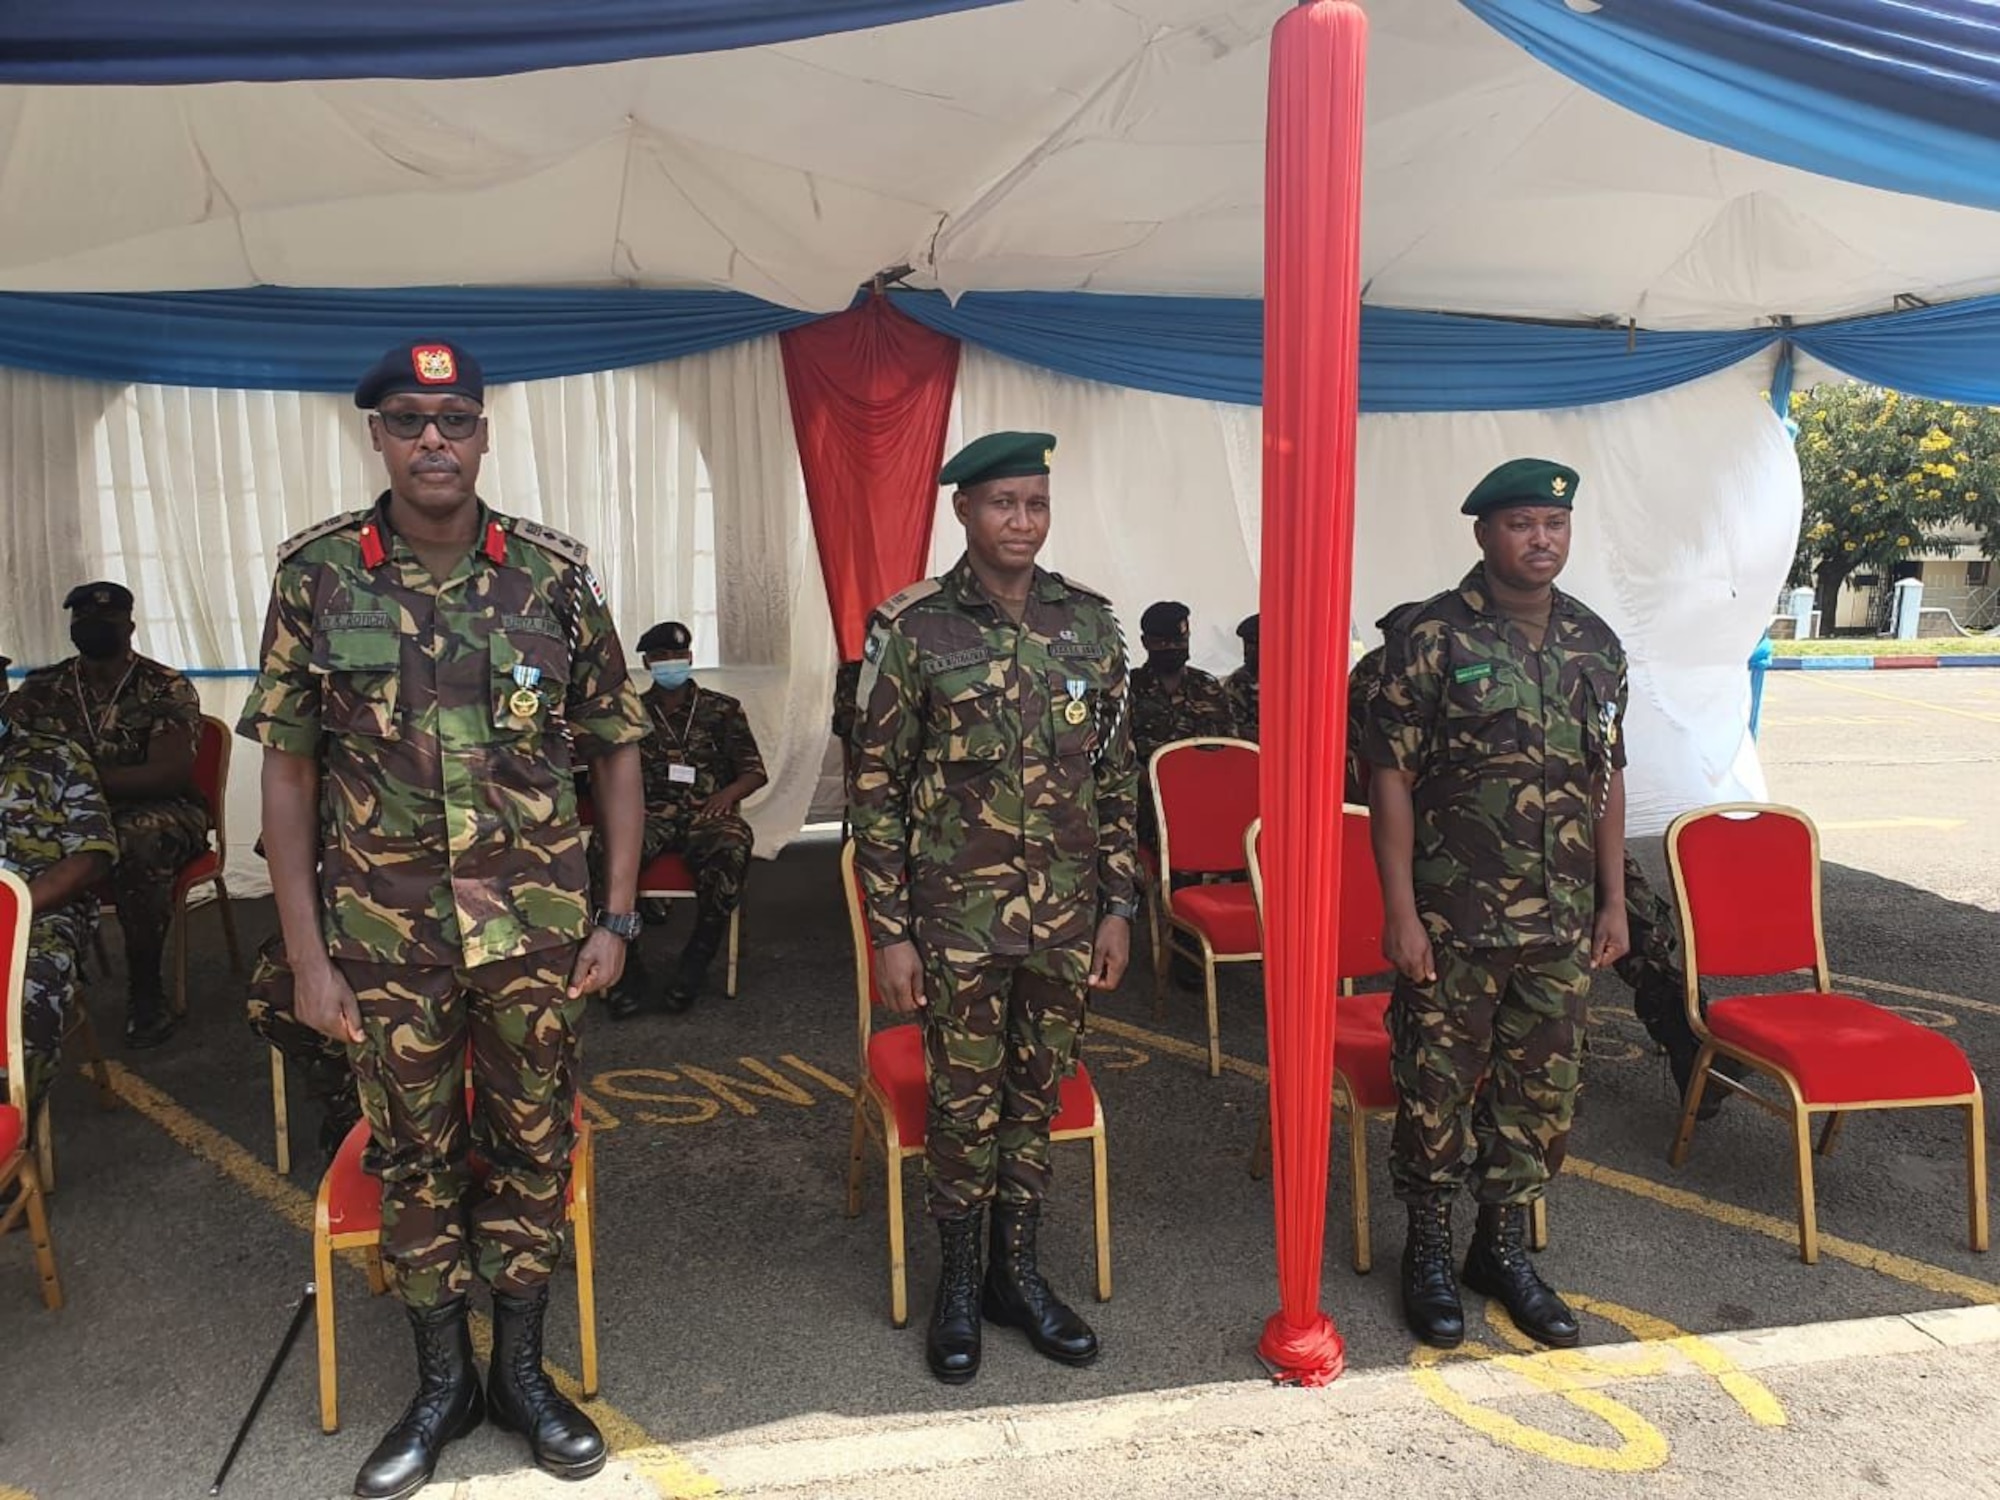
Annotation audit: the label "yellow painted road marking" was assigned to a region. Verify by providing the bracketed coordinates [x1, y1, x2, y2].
[104, 1063, 720, 1496]
[1093, 1011, 2000, 1307]
[1817, 817, 1965, 832]
[1835, 972, 2000, 1019]
[1800, 674, 2000, 724]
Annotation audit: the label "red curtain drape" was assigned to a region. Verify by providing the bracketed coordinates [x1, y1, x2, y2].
[781, 295, 961, 660]
[1257, 0, 1367, 1387]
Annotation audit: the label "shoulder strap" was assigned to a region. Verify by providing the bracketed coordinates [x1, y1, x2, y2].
[503, 515, 590, 568]
[275, 508, 371, 564]
[873, 577, 944, 623]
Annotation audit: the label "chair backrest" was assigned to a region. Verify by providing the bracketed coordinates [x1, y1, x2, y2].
[1666, 802, 1829, 984]
[1244, 807, 1388, 986]
[0, 869, 29, 1119]
[839, 841, 885, 1070]
[1153, 737, 1260, 876]
[195, 715, 231, 859]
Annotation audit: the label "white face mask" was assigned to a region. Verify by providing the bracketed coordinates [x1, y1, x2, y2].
[649, 661, 694, 690]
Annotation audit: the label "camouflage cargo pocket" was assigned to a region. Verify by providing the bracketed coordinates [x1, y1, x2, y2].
[1442, 668, 1519, 756]
[312, 626, 402, 740]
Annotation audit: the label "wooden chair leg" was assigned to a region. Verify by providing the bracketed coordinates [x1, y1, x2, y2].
[21, 1164, 63, 1311]
[171, 901, 190, 1018]
[844, 1095, 868, 1218]
[1969, 1094, 1990, 1253]
[76, 1010, 115, 1112]
[1792, 1104, 1819, 1265]
[886, 1150, 909, 1329]
[1816, 1112, 1845, 1158]
[1247, 1107, 1271, 1181]
[215, 880, 244, 971]
[364, 1246, 388, 1298]
[1091, 1123, 1113, 1303]
[573, 1133, 599, 1397]
[1529, 1196, 1549, 1252]
[1347, 1103, 1372, 1275]
[1668, 1041, 1715, 1167]
[1149, 896, 1166, 1021]
[315, 1229, 340, 1433]
[35, 1098, 56, 1194]
[1203, 951, 1221, 1080]
[271, 1049, 292, 1177]
[726, 907, 741, 999]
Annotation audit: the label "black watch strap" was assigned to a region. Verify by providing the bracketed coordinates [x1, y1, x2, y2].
[594, 908, 643, 941]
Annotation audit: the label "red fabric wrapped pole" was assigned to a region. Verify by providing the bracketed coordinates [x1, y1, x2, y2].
[781, 295, 961, 658]
[1256, 0, 1367, 1387]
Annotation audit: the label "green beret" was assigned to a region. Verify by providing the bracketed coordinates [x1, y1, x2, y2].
[1461, 458, 1579, 517]
[939, 431, 1055, 489]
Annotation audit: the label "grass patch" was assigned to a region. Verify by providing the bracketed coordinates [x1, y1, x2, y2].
[1771, 636, 2000, 656]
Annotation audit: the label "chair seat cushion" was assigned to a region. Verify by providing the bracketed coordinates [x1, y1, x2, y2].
[637, 852, 695, 895]
[1170, 883, 1262, 957]
[867, 1024, 1098, 1147]
[1333, 990, 1395, 1111]
[1707, 992, 1977, 1106]
[0, 1104, 21, 1163]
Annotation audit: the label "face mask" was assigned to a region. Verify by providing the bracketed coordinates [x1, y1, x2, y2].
[1148, 648, 1190, 675]
[71, 618, 128, 661]
[649, 661, 694, 690]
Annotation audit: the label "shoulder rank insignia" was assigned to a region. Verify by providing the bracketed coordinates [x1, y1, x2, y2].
[503, 515, 590, 567]
[275, 508, 374, 565]
[874, 577, 944, 622]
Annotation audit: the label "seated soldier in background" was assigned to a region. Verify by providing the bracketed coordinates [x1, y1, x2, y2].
[0, 708, 116, 1111]
[1130, 600, 1238, 846]
[1224, 614, 1259, 742]
[603, 620, 768, 1019]
[10, 582, 209, 1048]
[1347, 602, 1734, 1118]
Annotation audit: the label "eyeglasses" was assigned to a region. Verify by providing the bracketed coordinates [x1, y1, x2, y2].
[376, 409, 482, 440]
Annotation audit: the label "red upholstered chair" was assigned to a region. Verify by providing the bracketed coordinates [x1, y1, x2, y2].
[1244, 812, 1544, 1271]
[312, 1087, 598, 1433]
[0, 870, 63, 1309]
[168, 715, 244, 1016]
[1150, 738, 1261, 1077]
[839, 842, 1110, 1327]
[1666, 803, 1988, 1263]
[578, 792, 742, 998]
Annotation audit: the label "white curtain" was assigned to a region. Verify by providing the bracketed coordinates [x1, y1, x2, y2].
[0, 340, 835, 896]
[950, 348, 1799, 835]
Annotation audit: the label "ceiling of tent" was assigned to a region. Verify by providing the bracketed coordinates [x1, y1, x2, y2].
[4, 0, 1999, 326]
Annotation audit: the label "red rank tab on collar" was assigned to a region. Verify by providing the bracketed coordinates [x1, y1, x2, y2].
[358, 522, 387, 569]
[482, 520, 507, 566]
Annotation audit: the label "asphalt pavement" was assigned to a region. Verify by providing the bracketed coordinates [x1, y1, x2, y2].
[3, 669, 1999, 1499]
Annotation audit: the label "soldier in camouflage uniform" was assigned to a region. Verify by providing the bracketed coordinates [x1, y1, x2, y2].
[1362, 458, 1629, 1353]
[1129, 600, 1238, 848]
[0, 718, 116, 1112]
[598, 619, 767, 1018]
[239, 340, 649, 1499]
[1224, 614, 1259, 743]
[849, 430, 1139, 1385]
[11, 581, 211, 1048]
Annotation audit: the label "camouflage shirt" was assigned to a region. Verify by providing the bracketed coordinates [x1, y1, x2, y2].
[848, 555, 1140, 956]
[1129, 663, 1239, 770]
[0, 727, 117, 895]
[1344, 647, 1386, 806]
[831, 661, 863, 743]
[1223, 666, 1258, 745]
[639, 682, 766, 812]
[1360, 565, 1627, 951]
[10, 655, 209, 827]
[237, 496, 649, 969]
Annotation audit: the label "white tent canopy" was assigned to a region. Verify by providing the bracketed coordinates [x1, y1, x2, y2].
[4, 1, 1998, 326]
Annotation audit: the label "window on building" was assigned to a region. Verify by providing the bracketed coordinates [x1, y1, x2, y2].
[1970, 560, 1991, 587]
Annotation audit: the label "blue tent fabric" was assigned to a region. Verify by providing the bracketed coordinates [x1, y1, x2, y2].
[1461, 0, 2000, 215]
[0, 0, 1013, 84]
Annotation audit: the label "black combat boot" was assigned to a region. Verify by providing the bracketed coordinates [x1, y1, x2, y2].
[927, 1213, 984, 1383]
[982, 1203, 1099, 1366]
[1462, 1203, 1580, 1348]
[604, 948, 656, 1022]
[123, 981, 179, 1050]
[662, 914, 727, 1014]
[487, 1286, 607, 1481]
[1400, 1202, 1465, 1349]
[353, 1298, 485, 1500]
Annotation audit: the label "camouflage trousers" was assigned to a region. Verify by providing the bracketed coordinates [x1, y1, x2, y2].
[109, 799, 209, 995]
[920, 942, 1090, 1221]
[593, 808, 752, 933]
[338, 944, 584, 1310]
[1389, 940, 1588, 1208]
[3, 905, 93, 1114]
[1612, 853, 1704, 1058]
[245, 935, 359, 1134]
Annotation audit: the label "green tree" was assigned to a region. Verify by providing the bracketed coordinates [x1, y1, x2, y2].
[1789, 386, 2000, 627]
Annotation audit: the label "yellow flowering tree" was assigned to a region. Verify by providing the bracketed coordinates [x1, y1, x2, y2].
[1789, 386, 2000, 627]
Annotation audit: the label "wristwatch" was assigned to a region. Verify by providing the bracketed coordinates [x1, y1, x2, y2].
[1103, 897, 1141, 922]
[593, 908, 643, 941]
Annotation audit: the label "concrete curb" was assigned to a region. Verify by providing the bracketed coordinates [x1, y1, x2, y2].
[1767, 653, 2000, 670]
[382, 1305, 2000, 1498]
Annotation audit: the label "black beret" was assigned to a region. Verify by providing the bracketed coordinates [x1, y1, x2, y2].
[63, 581, 134, 612]
[1236, 614, 1259, 643]
[1140, 601, 1191, 639]
[354, 339, 485, 409]
[939, 431, 1055, 488]
[637, 620, 693, 655]
[1462, 458, 1579, 517]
